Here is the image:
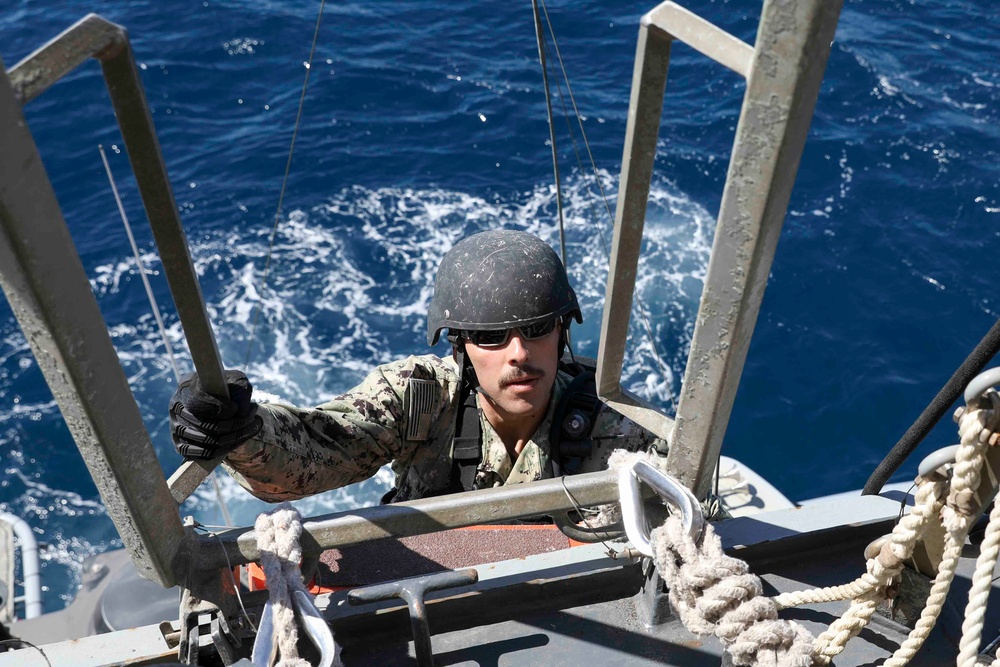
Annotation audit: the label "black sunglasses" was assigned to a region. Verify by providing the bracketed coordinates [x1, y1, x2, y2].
[463, 319, 558, 348]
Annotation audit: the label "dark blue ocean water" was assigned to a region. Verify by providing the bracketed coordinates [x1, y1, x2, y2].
[1, 0, 997, 613]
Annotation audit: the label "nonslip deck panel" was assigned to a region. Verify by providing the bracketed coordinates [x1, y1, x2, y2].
[315, 524, 574, 588]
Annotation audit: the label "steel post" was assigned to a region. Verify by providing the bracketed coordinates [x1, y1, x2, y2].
[668, 0, 843, 498]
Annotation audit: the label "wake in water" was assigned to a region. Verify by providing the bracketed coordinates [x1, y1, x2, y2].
[0, 170, 714, 609]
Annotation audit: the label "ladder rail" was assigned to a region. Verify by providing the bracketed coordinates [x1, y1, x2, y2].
[595, 0, 844, 498]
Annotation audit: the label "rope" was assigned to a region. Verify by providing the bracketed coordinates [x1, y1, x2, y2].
[959, 499, 1000, 667]
[651, 516, 815, 666]
[772, 477, 948, 610]
[255, 504, 312, 667]
[776, 391, 998, 665]
[634, 384, 1000, 665]
[883, 530, 964, 666]
[955, 393, 1000, 667]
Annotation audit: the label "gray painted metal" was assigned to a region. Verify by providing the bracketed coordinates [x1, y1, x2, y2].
[0, 62, 184, 587]
[0, 622, 178, 667]
[668, 0, 843, 498]
[198, 469, 622, 570]
[595, 4, 676, 447]
[0, 521, 12, 624]
[594, 2, 755, 449]
[596, 0, 841, 495]
[9, 15, 232, 503]
[349, 569, 479, 667]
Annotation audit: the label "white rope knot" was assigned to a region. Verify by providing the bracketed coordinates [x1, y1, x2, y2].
[651, 515, 815, 667]
[256, 503, 312, 667]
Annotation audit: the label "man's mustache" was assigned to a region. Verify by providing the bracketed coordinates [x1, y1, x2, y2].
[498, 364, 545, 387]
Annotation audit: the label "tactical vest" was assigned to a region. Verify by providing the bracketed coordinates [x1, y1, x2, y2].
[382, 358, 601, 503]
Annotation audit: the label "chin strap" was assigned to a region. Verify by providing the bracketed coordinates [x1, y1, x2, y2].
[450, 346, 483, 493]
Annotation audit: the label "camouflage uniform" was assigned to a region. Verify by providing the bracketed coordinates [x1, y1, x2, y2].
[224, 354, 664, 502]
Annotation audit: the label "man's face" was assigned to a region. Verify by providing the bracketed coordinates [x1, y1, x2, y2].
[464, 322, 561, 425]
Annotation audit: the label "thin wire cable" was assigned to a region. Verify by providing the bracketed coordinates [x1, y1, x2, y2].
[99, 145, 180, 381]
[532, 0, 566, 266]
[245, 0, 327, 366]
[539, 0, 614, 223]
[196, 524, 259, 633]
[99, 146, 235, 528]
[539, 2, 677, 412]
[897, 482, 918, 525]
[560, 476, 620, 556]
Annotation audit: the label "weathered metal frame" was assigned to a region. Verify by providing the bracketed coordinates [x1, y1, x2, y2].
[596, 0, 843, 498]
[0, 14, 236, 586]
[7, 14, 232, 506]
[1, 62, 182, 588]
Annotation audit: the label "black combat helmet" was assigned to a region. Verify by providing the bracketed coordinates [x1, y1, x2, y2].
[427, 230, 582, 346]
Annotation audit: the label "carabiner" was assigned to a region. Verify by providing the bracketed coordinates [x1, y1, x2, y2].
[618, 458, 705, 557]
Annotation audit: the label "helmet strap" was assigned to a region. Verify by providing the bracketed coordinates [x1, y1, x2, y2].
[451, 341, 479, 390]
[558, 316, 574, 362]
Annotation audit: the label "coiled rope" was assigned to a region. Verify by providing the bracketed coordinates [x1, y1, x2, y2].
[633, 377, 1000, 665]
[651, 515, 815, 666]
[768, 390, 1000, 665]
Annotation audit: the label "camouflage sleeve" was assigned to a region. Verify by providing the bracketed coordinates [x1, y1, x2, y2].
[223, 354, 459, 502]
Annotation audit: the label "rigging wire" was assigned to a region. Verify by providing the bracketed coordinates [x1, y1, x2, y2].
[532, 0, 567, 267]
[245, 0, 327, 367]
[99, 145, 234, 528]
[536, 1, 677, 412]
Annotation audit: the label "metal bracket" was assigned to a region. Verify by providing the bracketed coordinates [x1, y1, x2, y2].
[348, 569, 479, 667]
[178, 588, 243, 665]
[177, 522, 246, 665]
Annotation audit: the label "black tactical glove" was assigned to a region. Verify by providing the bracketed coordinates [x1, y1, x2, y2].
[169, 370, 263, 460]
